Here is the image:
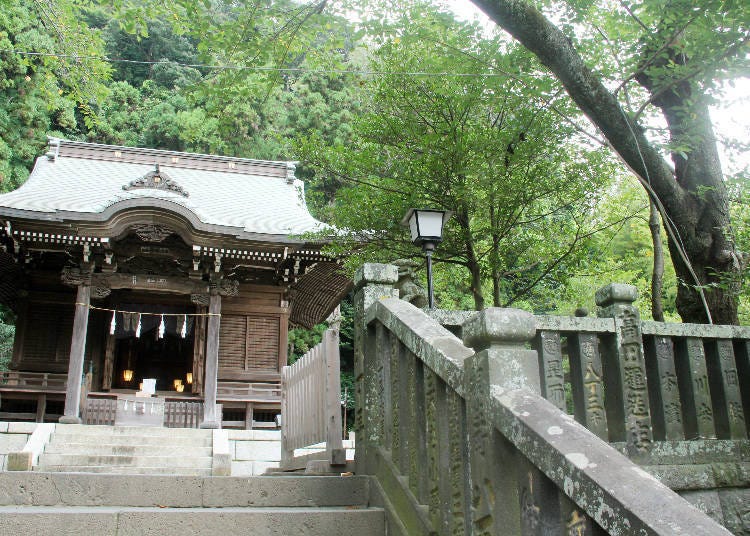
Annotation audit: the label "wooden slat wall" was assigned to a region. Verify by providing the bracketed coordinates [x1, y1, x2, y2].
[219, 315, 247, 369]
[247, 317, 279, 370]
[218, 314, 280, 375]
[18, 302, 73, 371]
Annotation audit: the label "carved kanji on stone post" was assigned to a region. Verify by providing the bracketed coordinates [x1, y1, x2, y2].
[462, 308, 538, 535]
[596, 284, 653, 451]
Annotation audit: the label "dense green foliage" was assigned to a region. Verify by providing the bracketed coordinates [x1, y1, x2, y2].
[0, 0, 746, 323]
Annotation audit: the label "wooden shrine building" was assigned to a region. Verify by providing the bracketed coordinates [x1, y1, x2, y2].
[0, 139, 350, 428]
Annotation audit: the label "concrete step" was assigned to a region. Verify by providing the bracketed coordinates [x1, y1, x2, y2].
[48, 433, 212, 447]
[0, 505, 385, 536]
[33, 465, 213, 476]
[42, 443, 213, 457]
[0, 473, 373, 508]
[37, 453, 213, 469]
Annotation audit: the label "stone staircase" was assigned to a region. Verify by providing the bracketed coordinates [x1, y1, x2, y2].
[36, 424, 214, 476]
[0, 471, 384, 535]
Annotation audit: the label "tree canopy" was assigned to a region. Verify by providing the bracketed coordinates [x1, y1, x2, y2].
[0, 0, 746, 324]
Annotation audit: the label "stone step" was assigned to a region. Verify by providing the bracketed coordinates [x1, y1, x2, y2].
[0, 505, 385, 536]
[48, 433, 212, 447]
[0, 473, 372, 508]
[43, 443, 213, 457]
[37, 453, 213, 469]
[54, 424, 211, 439]
[32, 465, 213, 476]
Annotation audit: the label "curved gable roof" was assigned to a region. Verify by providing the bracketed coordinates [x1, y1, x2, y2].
[0, 139, 326, 242]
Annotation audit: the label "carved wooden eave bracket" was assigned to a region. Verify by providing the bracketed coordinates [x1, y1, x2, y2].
[191, 279, 237, 305]
[123, 164, 189, 197]
[190, 293, 209, 306]
[61, 266, 113, 299]
[209, 278, 240, 298]
[61, 266, 92, 287]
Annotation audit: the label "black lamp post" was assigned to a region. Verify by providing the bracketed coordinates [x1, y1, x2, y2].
[401, 208, 451, 309]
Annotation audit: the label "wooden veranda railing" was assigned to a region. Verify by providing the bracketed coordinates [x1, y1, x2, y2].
[163, 400, 204, 428]
[82, 395, 205, 428]
[280, 327, 344, 471]
[353, 263, 740, 536]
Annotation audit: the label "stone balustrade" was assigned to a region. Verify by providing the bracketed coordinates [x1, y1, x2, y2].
[353, 263, 744, 535]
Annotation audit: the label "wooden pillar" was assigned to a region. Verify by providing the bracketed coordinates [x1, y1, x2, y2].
[102, 334, 115, 391]
[200, 293, 221, 428]
[192, 307, 206, 397]
[60, 284, 91, 424]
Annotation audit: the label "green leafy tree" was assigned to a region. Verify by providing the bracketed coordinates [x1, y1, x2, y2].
[0, 0, 108, 190]
[300, 8, 616, 310]
[470, 0, 749, 323]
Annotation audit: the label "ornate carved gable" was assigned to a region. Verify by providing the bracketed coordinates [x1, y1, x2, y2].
[132, 224, 173, 243]
[123, 164, 189, 197]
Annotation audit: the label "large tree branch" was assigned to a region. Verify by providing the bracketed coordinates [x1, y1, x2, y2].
[469, 0, 686, 214]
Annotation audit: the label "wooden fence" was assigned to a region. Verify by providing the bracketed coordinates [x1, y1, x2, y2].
[82, 396, 117, 425]
[280, 327, 344, 470]
[164, 400, 205, 428]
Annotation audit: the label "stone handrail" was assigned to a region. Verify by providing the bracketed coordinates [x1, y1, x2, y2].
[353, 264, 732, 535]
[431, 288, 750, 447]
[280, 327, 344, 470]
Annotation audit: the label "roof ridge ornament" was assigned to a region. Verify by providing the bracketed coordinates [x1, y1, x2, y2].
[123, 163, 189, 197]
[286, 162, 296, 184]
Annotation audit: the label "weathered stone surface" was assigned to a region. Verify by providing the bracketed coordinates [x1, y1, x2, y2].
[0, 433, 28, 453]
[229, 460, 254, 476]
[679, 490, 725, 525]
[615, 439, 748, 465]
[7, 422, 36, 434]
[234, 440, 281, 462]
[461, 308, 536, 350]
[116, 507, 384, 536]
[718, 488, 750, 535]
[644, 464, 716, 490]
[366, 298, 472, 396]
[595, 283, 639, 307]
[7, 451, 32, 471]
[202, 476, 370, 507]
[713, 462, 750, 488]
[0, 507, 118, 535]
[487, 388, 731, 535]
[354, 263, 398, 288]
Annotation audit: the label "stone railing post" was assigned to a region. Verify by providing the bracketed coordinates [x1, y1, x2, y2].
[352, 263, 398, 475]
[462, 308, 537, 534]
[596, 283, 653, 450]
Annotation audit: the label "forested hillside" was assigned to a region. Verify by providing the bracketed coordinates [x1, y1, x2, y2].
[0, 0, 746, 334]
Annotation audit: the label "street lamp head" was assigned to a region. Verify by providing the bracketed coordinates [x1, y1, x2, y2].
[400, 208, 452, 250]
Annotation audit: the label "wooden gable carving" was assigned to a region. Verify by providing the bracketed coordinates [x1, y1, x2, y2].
[123, 163, 189, 197]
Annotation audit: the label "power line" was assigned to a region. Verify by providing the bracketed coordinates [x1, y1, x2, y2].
[2, 49, 512, 79]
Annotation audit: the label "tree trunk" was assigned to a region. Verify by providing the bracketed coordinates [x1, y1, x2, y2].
[490, 195, 502, 307]
[471, 0, 740, 324]
[649, 200, 665, 322]
[456, 207, 485, 310]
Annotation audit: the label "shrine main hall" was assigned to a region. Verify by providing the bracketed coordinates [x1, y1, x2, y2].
[0, 138, 349, 429]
